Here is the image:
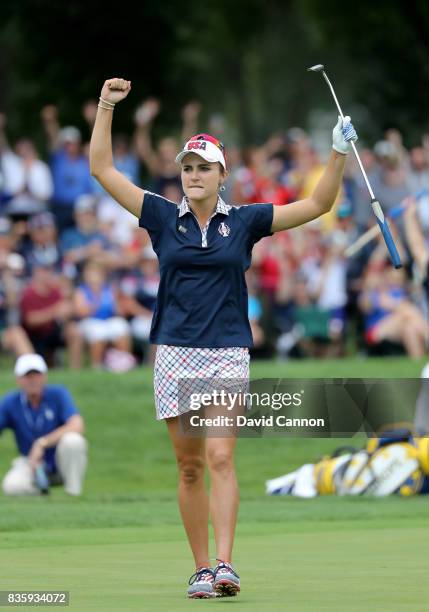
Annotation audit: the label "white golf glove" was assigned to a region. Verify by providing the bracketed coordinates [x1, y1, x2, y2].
[332, 115, 358, 154]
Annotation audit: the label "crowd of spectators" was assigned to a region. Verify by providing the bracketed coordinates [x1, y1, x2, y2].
[1, 99, 429, 369]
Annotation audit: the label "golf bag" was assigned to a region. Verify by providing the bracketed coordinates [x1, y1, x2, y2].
[266, 430, 429, 497]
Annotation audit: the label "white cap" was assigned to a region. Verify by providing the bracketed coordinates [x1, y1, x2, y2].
[175, 134, 227, 170]
[14, 354, 48, 377]
[59, 126, 81, 144]
[75, 194, 97, 213]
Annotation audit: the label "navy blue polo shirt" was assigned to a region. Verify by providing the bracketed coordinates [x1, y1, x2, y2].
[0, 385, 80, 473]
[139, 192, 274, 348]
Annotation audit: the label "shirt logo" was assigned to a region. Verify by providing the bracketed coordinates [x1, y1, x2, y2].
[218, 222, 230, 237]
[44, 408, 54, 420]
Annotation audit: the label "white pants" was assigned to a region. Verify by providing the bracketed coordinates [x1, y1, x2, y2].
[2, 432, 88, 496]
[78, 317, 130, 344]
[130, 316, 152, 341]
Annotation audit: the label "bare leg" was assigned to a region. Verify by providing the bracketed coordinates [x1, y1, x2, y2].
[64, 322, 83, 369]
[2, 326, 34, 356]
[398, 304, 429, 340]
[113, 334, 131, 353]
[402, 323, 426, 358]
[166, 417, 210, 568]
[374, 313, 425, 358]
[205, 436, 238, 564]
[89, 340, 105, 367]
[148, 343, 157, 365]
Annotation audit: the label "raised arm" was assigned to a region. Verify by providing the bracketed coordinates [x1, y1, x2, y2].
[90, 78, 145, 218]
[271, 117, 357, 232]
[133, 98, 161, 176]
[40, 105, 61, 152]
[181, 101, 201, 143]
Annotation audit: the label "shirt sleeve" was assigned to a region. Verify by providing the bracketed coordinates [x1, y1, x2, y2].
[241, 203, 274, 245]
[139, 192, 177, 236]
[57, 387, 80, 424]
[60, 229, 79, 253]
[0, 396, 11, 432]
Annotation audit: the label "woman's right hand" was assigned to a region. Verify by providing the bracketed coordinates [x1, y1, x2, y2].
[100, 78, 132, 105]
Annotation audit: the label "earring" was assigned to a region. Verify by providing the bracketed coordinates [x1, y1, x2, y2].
[219, 185, 226, 192]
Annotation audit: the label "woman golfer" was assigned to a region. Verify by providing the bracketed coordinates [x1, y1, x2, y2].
[90, 78, 357, 598]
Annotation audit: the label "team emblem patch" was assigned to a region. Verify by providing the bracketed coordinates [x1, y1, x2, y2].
[218, 222, 230, 237]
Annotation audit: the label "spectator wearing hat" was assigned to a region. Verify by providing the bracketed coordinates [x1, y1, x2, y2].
[22, 212, 62, 277]
[41, 105, 93, 233]
[0, 354, 88, 496]
[60, 194, 114, 277]
[0, 216, 34, 357]
[370, 140, 409, 212]
[19, 259, 83, 368]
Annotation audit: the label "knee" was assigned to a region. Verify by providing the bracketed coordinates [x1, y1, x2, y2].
[177, 456, 205, 486]
[207, 451, 234, 476]
[65, 321, 79, 339]
[58, 432, 87, 453]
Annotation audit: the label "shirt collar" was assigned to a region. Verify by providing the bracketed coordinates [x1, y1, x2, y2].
[20, 390, 43, 410]
[178, 196, 230, 218]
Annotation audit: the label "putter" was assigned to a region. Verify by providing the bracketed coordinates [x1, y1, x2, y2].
[344, 205, 404, 258]
[307, 64, 402, 269]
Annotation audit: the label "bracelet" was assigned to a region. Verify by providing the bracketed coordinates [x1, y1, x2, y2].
[99, 96, 115, 108]
[98, 103, 114, 111]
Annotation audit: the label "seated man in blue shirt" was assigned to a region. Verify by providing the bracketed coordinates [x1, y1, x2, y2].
[0, 354, 88, 496]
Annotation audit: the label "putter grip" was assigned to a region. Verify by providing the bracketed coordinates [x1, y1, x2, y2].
[35, 465, 50, 494]
[371, 199, 402, 269]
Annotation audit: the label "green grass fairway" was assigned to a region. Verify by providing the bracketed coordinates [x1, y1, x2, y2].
[2, 518, 429, 611]
[0, 357, 428, 610]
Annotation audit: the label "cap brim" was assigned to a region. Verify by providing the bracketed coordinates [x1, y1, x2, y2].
[15, 366, 47, 376]
[14, 354, 48, 377]
[175, 150, 224, 166]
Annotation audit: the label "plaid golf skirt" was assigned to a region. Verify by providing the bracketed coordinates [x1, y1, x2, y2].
[154, 345, 250, 420]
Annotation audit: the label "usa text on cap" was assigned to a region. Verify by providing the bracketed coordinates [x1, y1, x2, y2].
[176, 133, 227, 170]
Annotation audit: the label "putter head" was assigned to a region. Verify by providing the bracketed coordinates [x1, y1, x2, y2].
[307, 64, 325, 73]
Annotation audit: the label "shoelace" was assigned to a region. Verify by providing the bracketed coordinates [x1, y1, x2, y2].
[214, 562, 240, 579]
[188, 567, 215, 585]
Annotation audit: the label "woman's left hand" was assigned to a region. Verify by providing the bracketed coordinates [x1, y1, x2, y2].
[332, 115, 358, 155]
